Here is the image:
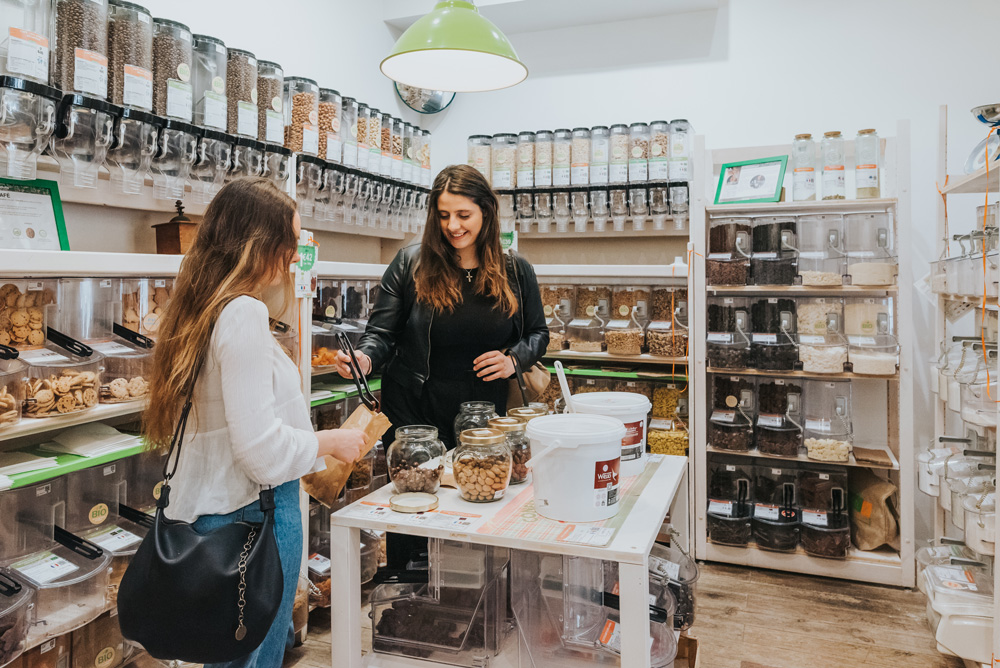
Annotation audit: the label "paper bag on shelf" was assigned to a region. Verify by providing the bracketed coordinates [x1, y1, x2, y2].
[302, 404, 391, 507]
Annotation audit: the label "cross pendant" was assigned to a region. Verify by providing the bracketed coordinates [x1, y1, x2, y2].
[466, 271, 473, 283]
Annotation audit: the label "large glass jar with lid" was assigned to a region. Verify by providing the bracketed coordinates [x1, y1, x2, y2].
[552, 128, 571, 186]
[453, 428, 512, 502]
[488, 416, 530, 484]
[516, 131, 534, 188]
[151, 18, 192, 122]
[51, 0, 109, 97]
[589, 125, 609, 185]
[401, 121, 415, 182]
[107, 0, 153, 111]
[1, 0, 51, 83]
[608, 124, 629, 184]
[191, 33, 226, 130]
[571, 127, 590, 186]
[491, 132, 516, 188]
[534, 129, 552, 186]
[821, 131, 845, 200]
[257, 60, 283, 143]
[419, 128, 431, 186]
[791, 133, 816, 201]
[855, 128, 880, 198]
[649, 120, 670, 181]
[628, 122, 649, 182]
[453, 401, 498, 442]
[387, 425, 446, 494]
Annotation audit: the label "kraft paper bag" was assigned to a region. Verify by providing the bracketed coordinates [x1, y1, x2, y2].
[301, 404, 391, 507]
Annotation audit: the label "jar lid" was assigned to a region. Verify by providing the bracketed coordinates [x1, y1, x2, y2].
[192, 34, 226, 47]
[488, 416, 526, 433]
[823, 131, 842, 138]
[459, 428, 505, 445]
[492, 132, 517, 139]
[650, 120, 670, 126]
[342, 96, 356, 104]
[227, 48, 257, 59]
[285, 75, 319, 86]
[319, 88, 341, 97]
[591, 125, 609, 131]
[369, 107, 381, 115]
[795, 133, 812, 140]
[110, 0, 152, 15]
[572, 390, 652, 415]
[554, 128, 572, 135]
[357, 102, 369, 110]
[670, 118, 690, 125]
[610, 124, 629, 131]
[858, 128, 876, 135]
[572, 127, 590, 133]
[517, 131, 535, 137]
[389, 492, 439, 513]
[508, 406, 547, 421]
[468, 134, 491, 140]
[152, 17, 191, 33]
[629, 121, 648, 128]
[395, 425, 439, 440]
[535, 130, 554, 136]
[258, 60, 282, 71]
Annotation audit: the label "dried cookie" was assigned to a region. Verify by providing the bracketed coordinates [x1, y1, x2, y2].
[4, 292, 18, 308]
[55, 375, 75, 395]
[12, 326, 28, 342]
[0, 331, 9, 346]
[83, 388, 98, 407]
[10, 310, 27, 327]
[127, 376, 149, 397]
[108, 378, 130, 400]
[55, 394, 77, 413]
[77, 371, 96, 386]
[27, 330, 43, 346]
[34, 388, 54, 405]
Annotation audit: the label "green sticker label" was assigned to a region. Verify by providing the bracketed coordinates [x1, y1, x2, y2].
[297, 245, 316, 271]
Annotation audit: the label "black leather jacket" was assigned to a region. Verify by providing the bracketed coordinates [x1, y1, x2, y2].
[358, 244, 549, 394]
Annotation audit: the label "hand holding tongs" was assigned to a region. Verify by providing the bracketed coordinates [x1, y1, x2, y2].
[336, 331, 379, 412]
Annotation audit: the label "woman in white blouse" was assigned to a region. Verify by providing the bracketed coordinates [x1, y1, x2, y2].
[143, 177, 365, 667]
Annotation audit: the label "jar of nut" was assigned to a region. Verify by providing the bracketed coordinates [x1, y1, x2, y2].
[107, 0, 153, 111]
[387, 425, 446, 494]
[488, 416, 530, 484]
[454, 428, 512, 502]
[282, 76, 319, 156]
[257, 61, 284, 144]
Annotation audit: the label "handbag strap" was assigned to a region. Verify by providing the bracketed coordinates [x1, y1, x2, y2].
[510, 351, 529, 408]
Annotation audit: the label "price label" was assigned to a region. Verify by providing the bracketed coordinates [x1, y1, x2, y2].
[757, 414, 783, 428]
[708, 499, 733, 516]
[711, 411, 735, 423]
[12, 551, 79, 584]
[755, 504, 780, 520]
[86, 525, 141, 552]
[308, 553, 331, 576]
[801, 510, 828, 527]
[707, 332, 733, 343]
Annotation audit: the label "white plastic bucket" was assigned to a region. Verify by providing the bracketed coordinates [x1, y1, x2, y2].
[525, 414, 626, 523]
[570, 391, 652, 477]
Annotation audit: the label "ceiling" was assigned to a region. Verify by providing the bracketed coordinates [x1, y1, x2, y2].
[382, 0, 722, 35]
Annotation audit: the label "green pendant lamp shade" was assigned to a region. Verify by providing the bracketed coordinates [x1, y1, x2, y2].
[381, 0, 528, 93]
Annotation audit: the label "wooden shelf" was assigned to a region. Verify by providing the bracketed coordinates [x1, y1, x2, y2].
[706, 198, 897, 215]
[940, 163, 999, 196]
[544, 351, 688, 365]
[702, 541, 905, 586]
[707, 367, 899, 381]
[705, 443, 900, 470]
[0, 402, 144, 443]
[707, 284, 897, 295]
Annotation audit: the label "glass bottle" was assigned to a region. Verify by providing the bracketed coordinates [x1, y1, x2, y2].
[454, 428, 512, 502]
[516, 131, 535, 188]
[387, 425, 446, 494]
[552, 128, 571, 186]
[609, 124, 629, 184]
[571, 127, 590, 186]
[649, 120, 670, 181]
[821, 131, 845, 200]
[534, 129, 553, 187]
[855, 128, 880, 199]
[628, 122, 649, 183]
[791, 133, 816, 201]
[668, 119, 692, 182]
[590, 125, 609, 185]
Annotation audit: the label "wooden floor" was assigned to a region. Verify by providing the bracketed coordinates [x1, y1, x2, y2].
[285, 562, 963, 668]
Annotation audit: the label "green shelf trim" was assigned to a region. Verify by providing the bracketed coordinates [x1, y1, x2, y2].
[6, 443, 146, 489]
[546, 366, 688, 381]
[310, 378, 382, 408]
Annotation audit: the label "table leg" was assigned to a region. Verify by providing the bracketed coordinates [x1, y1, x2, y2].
[618, 560, 652, 668]
[331, 524, 363, 668]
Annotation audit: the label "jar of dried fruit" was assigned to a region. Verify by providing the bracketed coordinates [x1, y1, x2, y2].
[387, 425, 445, 494]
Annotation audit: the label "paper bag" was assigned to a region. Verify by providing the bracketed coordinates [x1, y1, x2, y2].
[301, 404, 392, 507]
[849, 468, 900, 552]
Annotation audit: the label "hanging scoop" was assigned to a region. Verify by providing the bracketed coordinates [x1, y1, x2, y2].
[554, 360, 575, 413]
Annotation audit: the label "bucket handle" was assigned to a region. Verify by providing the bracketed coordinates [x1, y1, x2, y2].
[525, 437, 579, 469]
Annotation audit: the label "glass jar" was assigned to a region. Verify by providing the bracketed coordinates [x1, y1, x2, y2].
[317, 88, 341, 162]
[149, 118, 197, 199]
[151, 18, 192, 121]
[821, 130, 845, 200]
[845, 212, 896, 286]
[256, 60, 282, 143]
[791, 133, 816, 201]
[570, 127, 590, 186]
[106, 105, 158, 195]
[107, 0, 152, 110]
[608, 123, 628, 184]
[453, 428, 512, 502]
[803, 379, 852, 462]
[453, 400, 498, 440]
[796, 214, 845, 285]
[379, 111, 392, 176]
[648, 120, 670, 181]
[552, 128, 571, 186]
[191, 33, 226, 130]
[51, 0, 109, 97]
[707, 217, 751, 286]
[340, 96, 357, 167]
[588, 125, 609, 185]
[1, 0, 51, 83]
[388, 425, 445, 494]
[390, 117, 403, 179]
[534, 129, 552, 187]
[855, 128, 880, 198]
[225, 48, 256, 138]
[668, 119, 692, 182]
[467, 134, 490, 182]
[49, 93, 116, 189]
[515, 131, 534, 188]
[488, 416, 530, 484]
[707, 297, 750, 370]
[628, 122, 649, 183]
[491, 132, 516, 188]
[262, 143, 290, 189]
[283, 76, 318, 155]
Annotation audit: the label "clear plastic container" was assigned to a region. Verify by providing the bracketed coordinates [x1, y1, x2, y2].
[453, 428, 511, 503]
[604, 316, 644, 356]
[340, 96, 357, 167]
[120, 277, 171, 338]
[963, 492, 996, 556]
[313, 398, 344, 430]
[514, 130, 533, 188]
[51, 0, 109, 98]
[151, 18, 192, 122]
[706, 217, 752, 286]
[753, 464, 799, 552]
[570, 127, 589, 186]
[708, 375, 755, 452]
[0, 477, 65, 562]
[552, 128, 571, 187]
[1, 0, 51, 84]
[354, 102, 369, 171]
[844, 296, 892, 338]
[69, 609, 128, 668]
[587, 125, 609, 185]
[571, 188, 589, 233]
[191, 33, 226, 130]
[313, 278, 343, 320]
[467, 134, 490, 183]
[533, 129, 552, 187]
[797, 296, 844, 337]
[0, 568, 32, 666]
[379, 112, 393, 177]
[751, 216, 798, 286]
[755, 378, 803, 456]
[367, 107, 382, 173]
[388, 425, 446, 494]
[647, 120, 670, 181]
[799, 333, 848, 375]
[401, 121, 414, 183]
[797, 465, 848, 512]
[0, 77, 60, 180]
[49, 93, 116, 189]
[390, 116, 403, 179]
[706, 296, 751, 369]
[611, 285, 651, 321]
[800, 511, 850, 558]
[629, 184, 648, 227]
[0, 357, 26, 431]
[589, 186, 609, 232]
[0, 279, 57, 350]
[791, 133, 816, 201]
[317, 89, 342, 162]
[820, 130, 845, 200]
[949, 475, 991, 532]
[803, 379, 852, 462]
[346, 447, 375, 497]
[553, 189, 571, 233]
[796, 214, 845, 285]
[707, 500, 752, 546]
[228, 136, 264, 180]
[490, 132, 516, 189]
[855, 128, 880, 199]
[18, 344, 102, 418]
[845, 212, 896, 286]
[668, 119, 692, 182]
[295, 153, 323, 218]
[651, 383, 685, 420]
[608, 124, 628, 184]
[91, 337, 150, 403]
[104, 106, 157, 196]
[419, 128, 431, 187]
[224, 47, 256, 138]
[149, 117, 197, 200]
[627, 122, 649, 183]
[255, 59, 282, 143]
[488, 416, 530, 484]
[263, 142, 290, 188]
[283, 76, 318, 156]
[106, 0, 152, 111]
[189, 127, 231, 203]
[62, 460, 124, 534]
[849, 334, 899, 376]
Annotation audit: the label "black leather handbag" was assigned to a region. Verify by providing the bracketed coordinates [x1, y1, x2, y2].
[117, 361, 283, 663]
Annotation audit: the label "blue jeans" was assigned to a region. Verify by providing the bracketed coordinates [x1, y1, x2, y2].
[194, 479, 302, 668]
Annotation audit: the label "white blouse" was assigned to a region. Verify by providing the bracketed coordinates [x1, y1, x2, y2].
[164, 296, 322, 523]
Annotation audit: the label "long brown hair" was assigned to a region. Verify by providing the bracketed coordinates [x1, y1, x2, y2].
[143, 178, 298, 448]
[415, 164, 517, 316]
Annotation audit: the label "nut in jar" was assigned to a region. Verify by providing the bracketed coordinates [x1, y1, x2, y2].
[453, 428, 512, 502]
[489, 416, 531, 485]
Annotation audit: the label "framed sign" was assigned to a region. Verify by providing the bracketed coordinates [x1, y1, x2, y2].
[0, 178, 69, 250]
[714, 156, 788, 205]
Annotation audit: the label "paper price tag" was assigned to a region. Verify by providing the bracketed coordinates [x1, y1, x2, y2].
[757, 414, 783, 427]
[308, 553, 331, 576]
[754, 504, 780, 520]
[86, 525, 141, 551]
[708, 499, 733, 516]
[801, 510, 828, 527]
[12, 551, 79, 584]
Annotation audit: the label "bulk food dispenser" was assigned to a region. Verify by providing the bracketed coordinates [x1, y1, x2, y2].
[646, 287, 687, 357]
[753, 464, 799, 552]
[802, 379, 852, 462]
[706, 296, 750, 369]
[845, 211, 897, 286]
[708, 375, 755, 453]
[49, 93, 116, 189]
[541, 283, 574, 352]
[0, 279, 58, 350]
[1, 0, 51, 84]
[0, 568, 32, 667]
[845, 297, 898, 375]
[0, 76, 60, 180]
[190, 127, 232, 203]
[755, 378, 803, 457]
[150, 117, 197, 199]
[795, 214, 845, 286]
[751, 216, 797, 286]
[750, 297, 798, 371]
[106, 106, 159, 194]
[797, 465, 850, 558]
[120, 277, 171, 338]
[707, 455, 753, 547]
[262, 142, 291, 190]
[706, 217, 751, 286]
[566, 285, 609, 353]
[0, 352, 26, 432]
[797, 297, 848, 374]
[228, 135, 263, 181]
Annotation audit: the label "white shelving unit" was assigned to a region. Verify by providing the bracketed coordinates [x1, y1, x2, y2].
[690, 121, 916, 588]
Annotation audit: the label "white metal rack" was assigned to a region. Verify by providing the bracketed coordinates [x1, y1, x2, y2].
[689, 121, 916, 588]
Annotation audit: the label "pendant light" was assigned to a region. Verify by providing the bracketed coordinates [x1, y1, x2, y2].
[381, 0, 528, 93]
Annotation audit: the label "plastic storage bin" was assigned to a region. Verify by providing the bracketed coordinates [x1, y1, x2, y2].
[707, 217, 751, 286]
[803, 379, 852, 462]
[796, 214, 845, 286]
[962, 492, 995, 556]
[0, 279, 57, 350]
[800, 511, 850, 558]
[755, 378, 803, 456]
[924, 565, 993, 665]
[18, 345, 102, 418]
[706, 297, 750, 369]
[751, 216, 797, 286]
[708, 375, 755, 452]
[845, 212, 896, 286]
[70, 610, 128, 668]
[120, 277, 171, 338]
[750, 297, 798, 371]
[0, 568, 32, 667]
[0, 479, 65, 562]
[752, 464, 799, 552]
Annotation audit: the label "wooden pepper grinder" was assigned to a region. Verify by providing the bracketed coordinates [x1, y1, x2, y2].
[153, 200, 198, 254]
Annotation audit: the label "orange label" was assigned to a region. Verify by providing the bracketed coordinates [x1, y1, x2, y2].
[75, 48, 108, 66]
[794, 167, 814, 172]
[859, 500, 873, 518]
[824, 165, 845, 171]
[856, 164, 877, 170]
[124, 64, 152, 80]
[599, 620, 617, 645]
[9, 27, 49, 47]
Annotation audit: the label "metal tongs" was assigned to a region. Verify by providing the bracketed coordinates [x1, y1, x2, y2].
[336, 330, 379, 412]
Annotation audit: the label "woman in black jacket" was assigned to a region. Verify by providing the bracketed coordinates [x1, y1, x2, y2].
[334, 164, 548, 449]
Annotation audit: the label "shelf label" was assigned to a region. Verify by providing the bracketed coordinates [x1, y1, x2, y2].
[711, 411, 736, 424]
[757, 414, 783, 428]
[754, 504, 780, 520]
[801, 510, 828, 527]
[6, 28, 49, 82]
[708, 499, 733, 517]
[12, 551, 79, 584]
[752, 333, 777, 344]
[848, 336, 877, 346]
[707, 332, 733, 343]
[86, 525, 141, 552]
[308, 553, 331, 577]
[805, 418, 831, 432]
[799, 335, 825, 344]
